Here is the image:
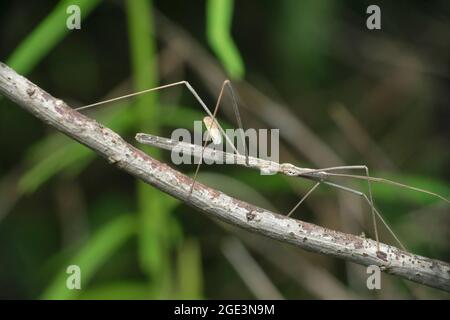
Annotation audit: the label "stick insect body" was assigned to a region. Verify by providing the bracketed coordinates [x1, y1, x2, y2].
[76, 80, 450, 253]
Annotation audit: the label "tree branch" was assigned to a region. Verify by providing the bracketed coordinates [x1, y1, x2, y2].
[0, 62, 449, 292]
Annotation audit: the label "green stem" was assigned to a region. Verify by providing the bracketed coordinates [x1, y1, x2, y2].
[125, 0, 172, 297]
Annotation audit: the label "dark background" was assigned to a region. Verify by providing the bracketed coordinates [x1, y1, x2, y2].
[0, 0, 449, 299]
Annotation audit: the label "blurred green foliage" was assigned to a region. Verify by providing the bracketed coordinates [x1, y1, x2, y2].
[206, 0, 245, 80]
[125, 0, 171, 297]
[0, 0, 449, 299]
[42, 214, 136, 299]
[275, 0, 335, 88]
[7, 0, 101, 75]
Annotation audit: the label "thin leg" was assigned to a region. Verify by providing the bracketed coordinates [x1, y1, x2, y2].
[319, 172, 450, 204]
[299, 165, 380, 251]
[297, 164, 448, 250]
[76, 79, 251, 197]
[323, 180, 407, 251]
[286, 165, 399, 252]
[75, 80, 240, 154]
[188, 80, 249, 196]
[189, 81, 228, 196]
[223, 81, 249, 165]
[286, 182, 321, 217]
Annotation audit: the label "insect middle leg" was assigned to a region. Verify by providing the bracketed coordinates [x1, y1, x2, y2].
[75, 79, 249, 196]
[189, 80, 249, 196]
[287, 165, 406, 252]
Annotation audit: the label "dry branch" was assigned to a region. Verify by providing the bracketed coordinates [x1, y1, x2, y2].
[0, 62, 449, 292]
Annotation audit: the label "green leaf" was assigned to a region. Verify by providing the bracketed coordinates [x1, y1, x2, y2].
[19, 141, 94, 194]
[276, 0, 335, 88]
[7, 0, 102, 75]
[125, 0, 174, 296]
[206, 0, 245, 80]
[41, 214, 136, 300]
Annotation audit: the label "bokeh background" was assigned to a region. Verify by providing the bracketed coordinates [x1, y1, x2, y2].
[0, 0, 449, 299]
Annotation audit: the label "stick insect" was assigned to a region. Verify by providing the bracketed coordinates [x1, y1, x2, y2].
[76, 80, 450, 253]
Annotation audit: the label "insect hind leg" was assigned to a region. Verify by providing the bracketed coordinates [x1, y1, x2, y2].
[299, 165, 381, 251]
[323, 180, 407, 251]
[286, 181, 321, 217]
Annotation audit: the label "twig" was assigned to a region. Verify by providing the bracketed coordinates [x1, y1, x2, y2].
[0, 62, 449, 292]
